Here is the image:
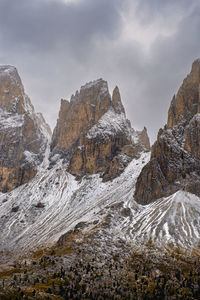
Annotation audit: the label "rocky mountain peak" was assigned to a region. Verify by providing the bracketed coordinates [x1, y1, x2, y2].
[135, 59, 200, 205]
[167, 59, 200, 128]
[112, 86, 125, 114]
[51, 79, 112, 152]
[137, 127, 150, 150]
[190, 59, 200, 82]
[80, 78, 108, 92]
[51, 79, 150, 180]
[0, 65, 51, 192]
[0, 65, 29, 115]
[0, 65, 21, 85]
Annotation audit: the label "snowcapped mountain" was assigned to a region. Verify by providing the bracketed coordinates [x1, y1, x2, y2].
[0, 63, 200, 262]
[1, 149, 200, 254]
[0, 152, 149, 252]
[0, 74, 151, 254]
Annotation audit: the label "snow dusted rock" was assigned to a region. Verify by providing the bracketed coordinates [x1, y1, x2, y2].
[0, 152, 150, 252]
[0, 65, 51, 192]
[51, 79, 150, 181]
[1, 150, 200, 252]
[168, 59, 200, 128]
[129, 191, 200, 249]
[1, 70, 200, 254]
[184, 113, 200, 158]
[135, 60, 200, 204]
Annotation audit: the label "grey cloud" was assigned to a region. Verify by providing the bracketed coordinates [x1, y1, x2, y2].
[135, 0, 199, 25]
[135, 3, 200, 140]
[0, 0, 123, 57]
[0, 0, 200, 143]
[87, 0, 200, 142]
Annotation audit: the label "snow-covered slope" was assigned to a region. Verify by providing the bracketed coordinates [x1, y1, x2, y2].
[87, 107, 132, 140]
[0, 148, 200, 253]
[0, 152, 149, 251]
[120, 191, 200, 249]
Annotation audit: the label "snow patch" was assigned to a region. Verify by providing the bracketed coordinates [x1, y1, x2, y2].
[87, 108, 131, 139]
[190, 113, 200, 123]
[0, 108, 24, 129]
[24, 151, 38, 164]
[128, 191, 200, 248]
[23, 95, 34, 115]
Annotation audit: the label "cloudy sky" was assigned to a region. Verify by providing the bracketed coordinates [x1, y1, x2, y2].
[0, 0, 200, 142]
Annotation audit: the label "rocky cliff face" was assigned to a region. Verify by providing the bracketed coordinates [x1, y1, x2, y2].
[0, 65, 51, 192]
[134, 59, 200, 204]
[51, 79, 150, 180]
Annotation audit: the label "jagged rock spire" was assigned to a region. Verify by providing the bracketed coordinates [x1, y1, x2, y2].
[112, 86, 125, 114]
[51, 79, 150, 180]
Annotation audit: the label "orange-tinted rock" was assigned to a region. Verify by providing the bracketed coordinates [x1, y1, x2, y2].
[51, 79, 111, 152]
[0, 65, 51, 192]
[112, 86, 125, 114]
[184, 114, 200, 159]
[51, 79, 150, 180]
[135, 60, 200, 204]
[168, 59, 200, 128]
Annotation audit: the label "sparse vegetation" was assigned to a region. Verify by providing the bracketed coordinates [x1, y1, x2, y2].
[1, 238, 200, 299]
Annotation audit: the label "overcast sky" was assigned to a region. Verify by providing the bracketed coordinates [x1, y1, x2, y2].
[0, 0, 200, 142]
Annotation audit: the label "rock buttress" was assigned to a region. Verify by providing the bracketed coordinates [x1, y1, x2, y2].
[51, 79, 150, 181]
[135, 60, 200, 204]
[0, 65, 51, 192]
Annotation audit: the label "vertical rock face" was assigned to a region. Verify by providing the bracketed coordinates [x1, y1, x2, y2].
[168, 60, 200, 128]
[51, 79, 111, 152]
[0, 65, 51, 192]
[51, 79, 150, 180]
[134, 59, 200, 205]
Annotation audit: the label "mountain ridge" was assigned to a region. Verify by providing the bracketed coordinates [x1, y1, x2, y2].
[135, 59, 200, 204]
[0, 67, 152, 255]
[0, 61, 200, 258]
[1, 61, 200, 299]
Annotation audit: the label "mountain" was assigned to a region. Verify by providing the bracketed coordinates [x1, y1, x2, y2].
[135, 59, 200, 205]
[1, 64, 200, 255]
[1, 67, 200, 254]
[1, 64, 200, 298]
[0, 66, 51, 193]
[0, 76, 151, 252]
[51, 79, 150, 181]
